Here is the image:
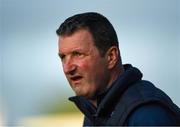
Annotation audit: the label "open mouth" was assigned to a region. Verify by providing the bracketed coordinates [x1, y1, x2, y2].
[70, 76, 83, 82]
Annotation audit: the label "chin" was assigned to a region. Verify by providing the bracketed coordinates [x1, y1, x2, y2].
[75, 91, 91, 98]
[75, 92, 88, 97]
[81, 93, 97, 100]
[73, 87, 96, 99]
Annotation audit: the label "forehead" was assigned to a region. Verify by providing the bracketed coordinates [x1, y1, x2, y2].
[58, 29, 96, 52]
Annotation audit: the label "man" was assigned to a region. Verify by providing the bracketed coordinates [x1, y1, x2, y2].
[56, 12, 180, 126]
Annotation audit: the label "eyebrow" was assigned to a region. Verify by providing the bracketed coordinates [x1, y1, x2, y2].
[58, 48, 87, 57]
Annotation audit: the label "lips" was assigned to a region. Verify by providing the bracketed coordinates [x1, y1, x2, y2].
[70, 75, 83, 83]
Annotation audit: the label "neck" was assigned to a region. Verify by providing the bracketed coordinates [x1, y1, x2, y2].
[107, 64, 124, 88]
[90, 100, 97, 107]
[90, 64, 124, 107]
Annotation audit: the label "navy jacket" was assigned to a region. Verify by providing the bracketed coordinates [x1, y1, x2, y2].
[69, 64, 180, 126]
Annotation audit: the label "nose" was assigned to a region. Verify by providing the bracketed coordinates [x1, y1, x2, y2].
[63, 58, 76, 75]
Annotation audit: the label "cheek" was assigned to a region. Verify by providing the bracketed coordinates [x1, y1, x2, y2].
[78, 61, 91, 71]
[76, 59, 96, 76]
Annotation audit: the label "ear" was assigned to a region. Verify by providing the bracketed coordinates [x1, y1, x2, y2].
[106, 46, 119, 69]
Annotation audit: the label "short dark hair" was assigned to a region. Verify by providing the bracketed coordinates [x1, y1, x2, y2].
[56, 12, 119, 56]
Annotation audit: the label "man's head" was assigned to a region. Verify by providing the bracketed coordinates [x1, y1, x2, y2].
[56, 12, 119, 57]
[57, 12, 123, 101]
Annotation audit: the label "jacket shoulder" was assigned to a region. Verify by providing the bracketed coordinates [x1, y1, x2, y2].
[126, 103, 177, 125]
[107, 80, 180, 125]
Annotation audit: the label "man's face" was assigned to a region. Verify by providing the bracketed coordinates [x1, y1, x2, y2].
[58, 29, 110, 99]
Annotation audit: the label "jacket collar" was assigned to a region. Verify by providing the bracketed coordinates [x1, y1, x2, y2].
[69, 64, 142, 119]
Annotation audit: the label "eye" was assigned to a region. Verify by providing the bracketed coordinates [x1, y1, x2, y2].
[58, 53, 65, 60]
[72, 51, 84, 57]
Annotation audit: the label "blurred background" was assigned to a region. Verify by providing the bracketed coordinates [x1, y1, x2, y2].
[0, 0, 180, 126]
